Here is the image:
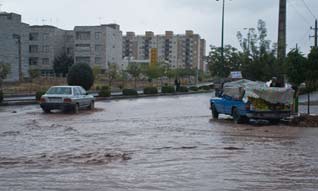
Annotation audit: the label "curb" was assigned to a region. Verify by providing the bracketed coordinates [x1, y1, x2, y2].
[0, 90, 214, 106]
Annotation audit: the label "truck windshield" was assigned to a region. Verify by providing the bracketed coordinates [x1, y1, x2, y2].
[47, 87, 72, 95]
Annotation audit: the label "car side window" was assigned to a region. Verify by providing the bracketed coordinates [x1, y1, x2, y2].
[79, 87, 86, 95]
[74, 88, 81, 96]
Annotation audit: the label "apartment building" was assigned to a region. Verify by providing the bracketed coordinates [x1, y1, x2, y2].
[29, 25, 72, 75]
[0, 12, 30, 81]
[74, 24, 123, 71]
[122, 30, 206, 71]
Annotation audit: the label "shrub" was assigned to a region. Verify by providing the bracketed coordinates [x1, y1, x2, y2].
[67, 63, 94, 90]
[123, 89, 138, 96]
[99, 86, 111, 97]
[177, 86, 189, 92]
[143, 87, 158, 95]
[189, 86, 199, 91]
[96, 86, 100, 91]
[0, 91, 3, 103]
[199, 85, 210, 91]
[161, 86, 175, 93]
[36, 91, 46, 101]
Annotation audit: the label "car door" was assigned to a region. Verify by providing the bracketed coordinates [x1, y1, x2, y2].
[79, 87, 90, 106]
[73, 87, 83, 107]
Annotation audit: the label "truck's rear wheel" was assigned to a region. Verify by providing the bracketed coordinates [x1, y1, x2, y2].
[211, 104, 219, 119]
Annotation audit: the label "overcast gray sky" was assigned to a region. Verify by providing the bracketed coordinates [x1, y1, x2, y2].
[1, 0, 318, 54]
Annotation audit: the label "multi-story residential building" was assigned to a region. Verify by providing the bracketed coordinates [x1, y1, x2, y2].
[29, 25, 71, 75]
[74, 24, 123, 71]
[0, 12, 30, 81]
[122, 30, 206, 71]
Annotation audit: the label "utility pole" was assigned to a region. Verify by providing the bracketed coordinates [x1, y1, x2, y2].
[277, 0, 287, 63]
[310, 19, 318, 48]
[12, 34, 22, 82]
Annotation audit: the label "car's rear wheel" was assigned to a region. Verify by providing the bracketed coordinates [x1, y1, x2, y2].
[211, 104, 219, 119]
[73, 104, 79, 114]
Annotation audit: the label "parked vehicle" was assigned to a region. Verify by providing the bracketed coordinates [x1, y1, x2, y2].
[210, 80, 294, 123]
[40, 86, 95, 113]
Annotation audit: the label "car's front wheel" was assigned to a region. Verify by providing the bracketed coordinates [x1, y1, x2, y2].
[232, 107, 241, 124]
[211, 104, 219, 119]
[89, 101, 94, 110]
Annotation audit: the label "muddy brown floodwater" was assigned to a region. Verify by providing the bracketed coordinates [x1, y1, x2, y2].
[0, 93, 318, 191]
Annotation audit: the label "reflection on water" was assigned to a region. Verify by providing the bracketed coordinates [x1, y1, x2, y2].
[0, 93, 318, 190]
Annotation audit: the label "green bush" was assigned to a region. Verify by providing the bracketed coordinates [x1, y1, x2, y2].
[36, 91, 46, 101]
[161, 86, 175, 93]
[96, 86, 100, 91]
[99, 86, 111, 97]
[0, 91, 3, 103]
[67, 63, 94, 90]
[143, 87, 158, 95]
[189, 86, 199, 91]
[177, 86, 189, 92]
[199, 85, 210, 91]
[123, 89, 138, 96]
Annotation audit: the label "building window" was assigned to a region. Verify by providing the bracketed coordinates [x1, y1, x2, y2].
[29, 33, 39, 41]
[95, 32, 102, 40]
[42, 45, 50, 53]
[95, 57, 102, 65]
[43, 33, 49, 41]
[29, 57, 39, 65]
[75, 44, 91, 52]
[42, 58, 49, 65]
[76, 57, 90, 64]
[29, 45, 39, 53]
[76, 32, 91, 40]
[95, 45, 104, 52]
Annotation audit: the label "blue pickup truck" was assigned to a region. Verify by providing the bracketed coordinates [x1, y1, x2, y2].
[210, 80, 293, 123]
[210, 95, 291, 123]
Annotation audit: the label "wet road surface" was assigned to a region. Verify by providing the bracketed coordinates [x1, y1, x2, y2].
[0, 93, 318, 191]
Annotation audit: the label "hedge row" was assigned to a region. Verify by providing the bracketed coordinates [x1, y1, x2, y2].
[99, 86, 111, 97]
[123, 89, 138, 96]
[143, 87, 158, 95]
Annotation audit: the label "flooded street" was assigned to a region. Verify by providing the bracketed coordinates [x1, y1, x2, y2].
[0, 93, 318, 191]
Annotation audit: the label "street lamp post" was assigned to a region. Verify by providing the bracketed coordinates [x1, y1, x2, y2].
[216, 0, 227, 77]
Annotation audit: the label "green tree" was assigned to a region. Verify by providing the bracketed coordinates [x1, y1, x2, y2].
[207, 45, 242, 78]
[237, 19, 279, 81]
[127, 63, 142, 88]
[53, 53, 74, 77]
[143, 64, 164, 85]
[28, 69, 41, 80]
[285, 48, 306, 87]
[92, 65, 102, 80]
[106, 63, 119, 87]
[67, 63, 94, 90]
[0, 62, 10, 90]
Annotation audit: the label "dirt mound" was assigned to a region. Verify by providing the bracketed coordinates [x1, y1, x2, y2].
[289, 115, 318, 127]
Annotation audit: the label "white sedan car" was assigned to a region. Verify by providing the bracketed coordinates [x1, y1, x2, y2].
[40, 86, 95, 113]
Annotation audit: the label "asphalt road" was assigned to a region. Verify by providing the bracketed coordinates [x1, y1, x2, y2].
[0, 93, 318, 191]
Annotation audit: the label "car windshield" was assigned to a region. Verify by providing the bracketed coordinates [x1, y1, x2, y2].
[46, 87, 72, 95]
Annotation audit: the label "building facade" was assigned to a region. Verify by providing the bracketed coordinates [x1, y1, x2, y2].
[0, 12, 30, 81]
[74, 24, 122, 71]
[122, 30, 206, 71]
[29, 25, 71, 75]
